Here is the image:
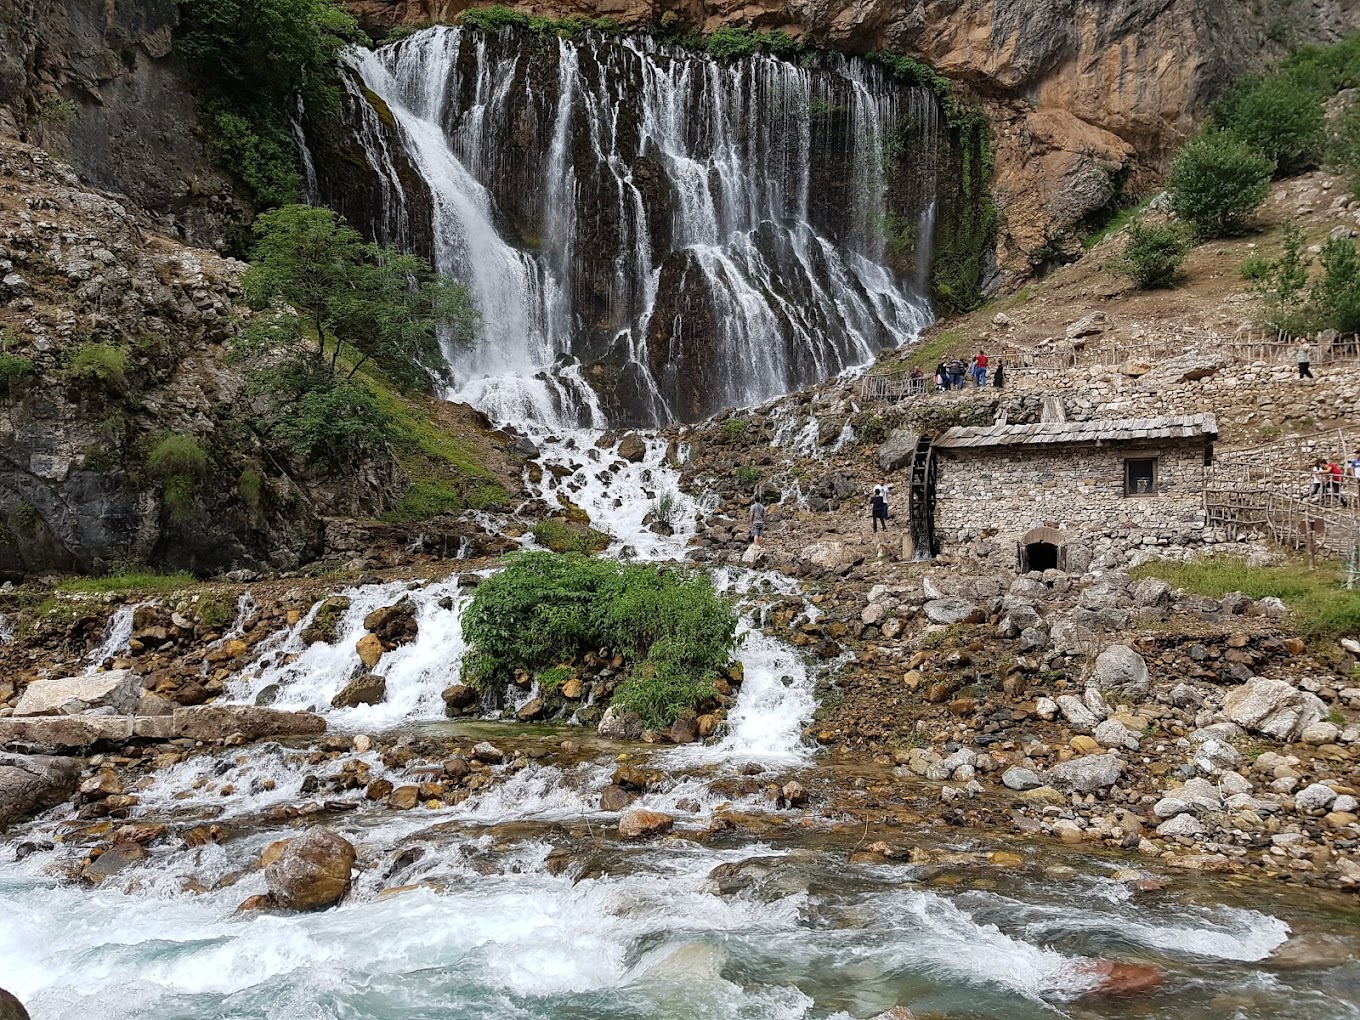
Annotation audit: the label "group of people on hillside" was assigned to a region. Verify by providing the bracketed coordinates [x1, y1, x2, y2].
[931, 350, 999, 391]
[1309, 449, 1360, 504]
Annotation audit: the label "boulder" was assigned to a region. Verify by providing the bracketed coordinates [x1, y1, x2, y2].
[1089, 645, 1149, 698]
[1094, 718, 1138, 750]
[81, 841, 149, 884]
[1078, 960, 1164, 997]
[875, 430, 920, 473]
[1130, 577, 1171, 607]
[1002, 766, 1044, 791]
[597, 706, 643, 741]
[618, 808, 673, 839]
[1048, 754, 1123, 793]
[330, 674, 387, 709]
[362, 599, 419, 647]
[1295, 783, 1338, 813]
[599, 784, 634, 811]
[617, 433, 647, 463]
[923, 597, 979, 625]
[1056, 695, 1098, 732]
[471, 741, 504, 764]
[666, 715, 699, 744]
[1300, 721, 1340, 745]
[0, 754, 80, 831]
[355, 633, 385, 670]
[0, 716, 134, 749]
[800, 541, 859, 571]
[441, 683, 478, 715]
[0, 989, 29, 1020]
[1222, 677, 1327, 742]
[14, 670, 142, 716]
[1155, 813, 1205, 838]
[1192, 738, 1242, 776]
[264, 827, 356, 911]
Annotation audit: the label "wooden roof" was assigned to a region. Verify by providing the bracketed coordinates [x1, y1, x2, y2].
[934, 414, 1218, 450]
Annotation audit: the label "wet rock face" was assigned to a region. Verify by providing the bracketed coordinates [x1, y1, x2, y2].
[13, 670, 142, 716]
[264, 827, 357, 911]
[0, 987, 29, 1020]
[0, 753, 79, 832]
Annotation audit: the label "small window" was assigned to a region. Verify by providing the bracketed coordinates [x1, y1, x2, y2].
[1125, 457, 1158, 496]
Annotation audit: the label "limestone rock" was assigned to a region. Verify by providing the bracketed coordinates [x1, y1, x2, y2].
[1094, 718, 1138, 750]
[1056, 695, 1098, 732]
[923, 597, 979, 625]
[331, 674, 387, 709]
[597, 706, 643, 741]
[0, 753, 80, 831]
[1002, 766, 1043, 790]
[1300, 721, 1340, 745]
[875, 430, 919, 473]
[441, 683, 478, 715]
[264, 828, 356, 910]
[1222, 677, 1327, 742]
[471, 741, 504, 764]
[617, 433, 647, 462]
[14, 670, 142, 716]
[1048, 754, 1122, 793]
[1156, 813, 1205, 838]
[1295, 783, 1338, 813]
[618, 808, 673, 839]
[1089, 644, 1149, 698]
[1192, 738, 1242, 777]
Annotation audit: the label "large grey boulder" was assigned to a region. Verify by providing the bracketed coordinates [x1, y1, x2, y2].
[14, 670, 142, 716]
[1002, 766, 1044, 791]
[923, 597, 979, 625]
[1223, 677, 1327, 742]
[1089, 644, 1149, 699]
[597, 706, 643, 741]
[0, 753, 79, 831]
[1056, 695, 1099, 732]
[1048, 754, 1123, 793]
[875, 430, 919, 473]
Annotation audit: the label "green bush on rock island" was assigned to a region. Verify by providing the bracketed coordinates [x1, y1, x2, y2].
[459, 552, 740, 729]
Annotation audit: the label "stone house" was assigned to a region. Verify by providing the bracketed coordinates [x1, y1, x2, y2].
[923, 414, 1219, 568]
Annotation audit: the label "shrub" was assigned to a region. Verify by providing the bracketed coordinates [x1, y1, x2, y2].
[149, 433, 210, 526]
[1109, 222, 1191, 289]
[67, 342, 128, 393]
[238, 469, 264, 513]
[1311, 236, 1360, 333]
[702, 27, 800, 60]
[1212, 78, 1325, 175]
[723, 417, 747, 438]
[1239, 254, 1271, 280]
[38, 97, 78, 123]
[460, 552, 739, 728]
[531, 519, 609, 554]
[148, 433, 210, 479]
[0, 353, 34, 398]
[735, 465, 762, 486]
[651, 491, 678, 528]
[1167, 133, 1274, 237]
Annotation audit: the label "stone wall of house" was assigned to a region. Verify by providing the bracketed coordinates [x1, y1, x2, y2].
[934, 440, 1212, 552]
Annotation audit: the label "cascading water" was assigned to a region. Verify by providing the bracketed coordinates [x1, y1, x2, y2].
[317, 27, 936, 427]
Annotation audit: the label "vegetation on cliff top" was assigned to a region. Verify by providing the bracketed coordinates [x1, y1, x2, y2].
[460, 552, 740, 728]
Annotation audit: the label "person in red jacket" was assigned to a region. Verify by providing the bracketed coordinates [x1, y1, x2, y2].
[1327, 460, 1344, 504]
[972, 349, 989, 387]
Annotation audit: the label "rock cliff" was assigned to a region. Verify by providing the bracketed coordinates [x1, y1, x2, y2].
[345, 0, 1360, 272]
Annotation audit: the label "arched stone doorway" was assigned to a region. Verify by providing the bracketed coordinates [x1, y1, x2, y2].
[1019, 526, 1066, 572]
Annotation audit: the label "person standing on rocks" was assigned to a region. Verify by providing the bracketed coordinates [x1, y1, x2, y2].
[972, 349, 988, 387]
[749, 494, 767, 547]
[947, 356, 966, 390]
[1296, 337, 1314, 379]
[1310, 459, 1327, 500]
[870, 485, 889, 532]
[933, 359, 948, 392]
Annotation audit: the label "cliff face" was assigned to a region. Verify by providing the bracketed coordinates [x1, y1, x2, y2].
[346, 0, 1359, 272]
[0, 0, 249, 251]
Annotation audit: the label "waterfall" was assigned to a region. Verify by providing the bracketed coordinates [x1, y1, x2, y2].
[318, 27, 938, 428]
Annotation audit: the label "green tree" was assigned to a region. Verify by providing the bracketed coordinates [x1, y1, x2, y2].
[1212, 79, 1325, 175]
[1311, 236, 1360, 333]
[242, 204, 477, 387]
[1255, 220, 1313, 334]
[1109, 222, 1191, 289]
[1168, 133, 1275, 237]
[175, 0, 363, 206]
